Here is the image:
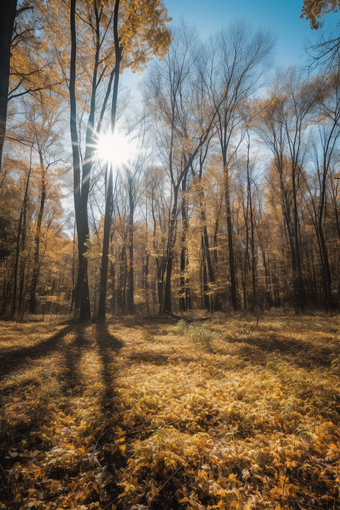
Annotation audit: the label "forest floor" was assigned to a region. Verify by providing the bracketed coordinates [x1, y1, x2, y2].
[0, 312, 340, 510]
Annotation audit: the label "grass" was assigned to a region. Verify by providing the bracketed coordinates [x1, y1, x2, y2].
[0, 313, 339, 510]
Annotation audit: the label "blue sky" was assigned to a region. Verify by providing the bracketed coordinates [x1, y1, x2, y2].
[120, 1, 338, 97]
[162, 0, 335, 67]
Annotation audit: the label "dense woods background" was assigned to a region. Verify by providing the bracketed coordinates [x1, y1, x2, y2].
[1, 0, 340, 320]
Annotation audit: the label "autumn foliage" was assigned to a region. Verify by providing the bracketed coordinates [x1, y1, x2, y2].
[1, 314, 340, 509]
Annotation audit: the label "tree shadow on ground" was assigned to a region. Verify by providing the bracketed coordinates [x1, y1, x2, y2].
[129, 351, 170, 365]
[58, 324, 94, 395]
[114, 316, 176, 332]
[0, 323, 75, 381]
[226, 331, 338, 369]
[0, 321, 124, 405]
[93, 323, 124, 415]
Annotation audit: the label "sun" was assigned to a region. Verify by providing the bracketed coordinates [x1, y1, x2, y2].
[95, 130, 132, 167]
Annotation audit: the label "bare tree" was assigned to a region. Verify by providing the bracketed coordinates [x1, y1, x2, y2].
[303, 70, 340, 310]
[254, 69, 324, 311]
[210, 21, 275, 311]
[120, 155, 145, 314]
[143, 23, 219, 312]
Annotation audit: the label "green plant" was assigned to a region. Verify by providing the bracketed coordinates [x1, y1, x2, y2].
[175, 320, 214, 348]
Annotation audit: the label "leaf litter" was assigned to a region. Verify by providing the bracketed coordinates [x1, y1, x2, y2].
[0, 314, 339, 510]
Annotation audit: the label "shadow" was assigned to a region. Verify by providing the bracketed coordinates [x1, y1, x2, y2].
[95, 322, 124, 411]
[0, 323, 75, 381]
[227, 331, 339, 369]
[114, 316, 176, 331]
[58, 324, 95, 395]
[0, 320, 125, 400]
[0, 320, 127, 509]
[129, 350, 170, 365]
[0, 376, 41, 395]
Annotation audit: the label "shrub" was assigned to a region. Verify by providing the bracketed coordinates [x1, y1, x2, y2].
[175, 320, 214, 348]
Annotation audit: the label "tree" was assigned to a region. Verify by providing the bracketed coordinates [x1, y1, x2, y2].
[144, 23, 222, 312]
[1, 0, 63, 172]
[254, 69, 326, 311]
[210, 21, 274, 311]
[302, 0, 340, 69]
[144, 166, 169, 313]
[26, 93, 65, 314]
[124, 157, 145, 314]
[0, 0, 18, 170]
[190, 131, 218, 312]
[234, 131, 258, 312]
[97, 0, 170, 319]
[303, 70, 340, 310]
[301, 0, 340, 29]
[68, 0, 170, 320]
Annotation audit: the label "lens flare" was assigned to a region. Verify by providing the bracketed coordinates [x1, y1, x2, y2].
[95, 130, 132, 167]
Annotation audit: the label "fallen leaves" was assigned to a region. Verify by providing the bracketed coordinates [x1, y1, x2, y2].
[0, 315, 339, 509]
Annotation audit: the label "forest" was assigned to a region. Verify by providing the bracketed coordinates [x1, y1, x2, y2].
[1, 0, 340, 509]
[0, 0, 339, 320]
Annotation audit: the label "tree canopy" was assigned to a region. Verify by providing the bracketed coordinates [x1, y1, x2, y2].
[301, 0, 340, 28]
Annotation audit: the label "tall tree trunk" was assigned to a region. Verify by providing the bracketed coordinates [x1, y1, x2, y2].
[144, 209, 150, 315]
[247, 157, 256, 310]
[29, 151, 46, 314]
[224, 163, 237, 311]
[291, 164, 306, 311]
[98, 164, 113, 318]
[213, 208, 223, 311]
[179, 175, 190, 311]
[197, 183, 217, 311]
[110, 259, 115, 315]
[69, 0, 91, 320]
[12, 166, 31, 316]
[242, 188, 250, 311]
[12, 215, 23, 317]
[317, 227, 332, 311]
[118, 245, 127, 314]
[71, 223, 76, 312]
[164, 185, 179, 313]
[127, 176, 134, 314]
[201, 238, 209, 310]
[317, 159, 333, 310]
[0, 0, 17, 170]
[157, 261, 164, 314]
[144, 253, 149, 315]
[18, 258, 26, 317]
[98, 0, 121, 319]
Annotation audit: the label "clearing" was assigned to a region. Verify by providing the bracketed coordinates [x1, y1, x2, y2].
[0, 313, 340, 510]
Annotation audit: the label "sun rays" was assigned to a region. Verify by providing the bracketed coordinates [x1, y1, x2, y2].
[94, 130, 133, 168]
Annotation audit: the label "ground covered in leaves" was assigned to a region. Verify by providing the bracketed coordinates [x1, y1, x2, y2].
[0, 312, 340, 510]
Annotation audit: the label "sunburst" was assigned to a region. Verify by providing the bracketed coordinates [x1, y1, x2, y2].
[95, 130, 132, 167]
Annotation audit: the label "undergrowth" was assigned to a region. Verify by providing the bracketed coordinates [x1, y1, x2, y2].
[0, 313, 339, 510]
[175, 320, 215, 347]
